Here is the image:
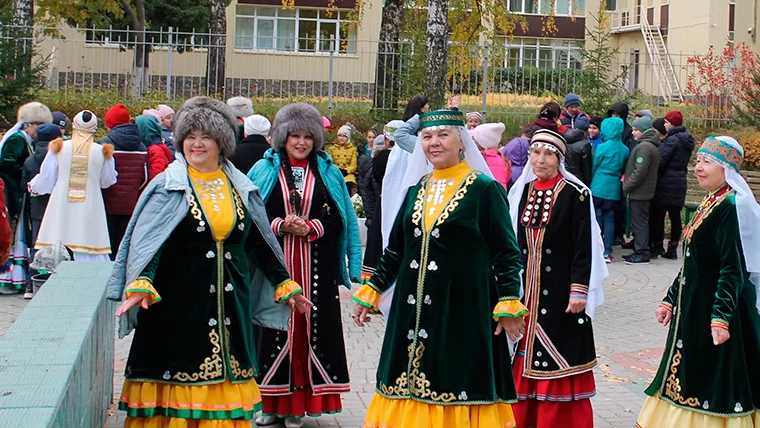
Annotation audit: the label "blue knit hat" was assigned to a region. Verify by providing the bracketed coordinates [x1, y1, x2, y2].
[565, 93, 581, 107]
[36, 123, 62, 142]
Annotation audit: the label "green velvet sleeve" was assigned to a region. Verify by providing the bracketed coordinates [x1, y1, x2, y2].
[711, 201, 746, 327]
[479, 181, 523, 300]
[661, 273, 679, 310]
[0, 135, 25, 172]
[366, 188, 412, 293]
[245, 221, 291, 288]
[136, 248, 162, 284]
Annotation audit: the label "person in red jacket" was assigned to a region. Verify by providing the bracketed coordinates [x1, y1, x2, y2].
[0, 181, 12, 274]
[135, 114, 172, 180]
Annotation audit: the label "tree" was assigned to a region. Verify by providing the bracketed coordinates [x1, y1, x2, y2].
[0, 22, 48, 126]
[577, 1, 628, 117]
[372, 0, 405, 110]
[424, 0, 450, 108]
[207, 0, 226, 96]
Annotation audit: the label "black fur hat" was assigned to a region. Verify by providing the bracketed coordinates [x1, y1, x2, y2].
[173, 96, 237, 158]
[271, 103, 325, 153]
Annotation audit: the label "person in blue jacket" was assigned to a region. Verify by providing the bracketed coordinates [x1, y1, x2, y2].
[590, 117, 630, 262]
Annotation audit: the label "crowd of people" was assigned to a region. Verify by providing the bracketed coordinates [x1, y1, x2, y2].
[0, 92, 758, 428]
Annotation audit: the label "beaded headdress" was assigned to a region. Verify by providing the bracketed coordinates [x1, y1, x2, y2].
[530, 129, 567, 158]
[419, 110, 465, 130]
[698, 136, 744, 173]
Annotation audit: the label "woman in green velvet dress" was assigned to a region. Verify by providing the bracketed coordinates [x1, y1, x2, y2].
[636, 136, 760, 428]
[352, 110, 527, 428]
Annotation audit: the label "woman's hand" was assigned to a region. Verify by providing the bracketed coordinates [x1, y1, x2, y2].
[655, 306, 672, 326]
[711, 327, 730, 346]
[352, 304, 371, 327]
[494, 316, 525, 342]
[282, 215, 310, 236]
[115, 294, 151, 317]
[566, 298, 587, 314]
[287, 293, 314, 314]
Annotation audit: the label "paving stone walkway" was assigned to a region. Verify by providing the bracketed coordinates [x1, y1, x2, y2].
[0, 254, 681, 428]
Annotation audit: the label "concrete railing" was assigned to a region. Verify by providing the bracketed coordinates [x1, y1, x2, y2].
[0, 262, 115, 428]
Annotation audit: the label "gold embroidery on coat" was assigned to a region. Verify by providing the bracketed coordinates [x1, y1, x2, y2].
[683, 190, 731, 244]
[382, 342, 457, 402]
[229, 354, 254, 379]
[411, 185, 426, 226]
[189, 194, 203, 221]
[67, 154, 89, 201]
[435, 172, 478, 226]
[664, 349, 700, 407]
[173, 330, 223, 382]
[231, 188, 245, 220]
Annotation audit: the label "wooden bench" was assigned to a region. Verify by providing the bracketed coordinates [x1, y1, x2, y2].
[684, 168, 760, 223]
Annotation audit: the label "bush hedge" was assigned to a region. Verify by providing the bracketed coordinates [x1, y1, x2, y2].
[455, 67, 596, 97]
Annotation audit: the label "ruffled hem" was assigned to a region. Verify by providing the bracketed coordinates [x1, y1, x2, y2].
[512, 355, 596, 401]
[636, 396, 760, 428]
[274, 280, 302, 302]
[118, 379, 261, 420]
[492, 299, 529, 319]
[126, 279, 162, 304]
[352, 284, 381, 312]
[261, 392, 343, 418]
[362, 394, 517, 428]
[124, 417, 254, 428]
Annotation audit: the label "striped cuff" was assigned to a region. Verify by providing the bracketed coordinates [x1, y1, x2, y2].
[711, 319, 729, 331]
[274, 280, 302, 303]
[493, 299, 529, 320]
[659, 302, 673, 312]
[306, 219, 325, 242]
[352, 284, 381, 313]
[360, 268, 374, 286]
[570, 283, 589, 300]
[271, 218, 285, 237]
[125, 279, 162, 305]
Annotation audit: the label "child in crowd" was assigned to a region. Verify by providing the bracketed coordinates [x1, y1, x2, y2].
[326, 125, 359, 195]
[502, 125, 539, 187]
[588, 117, 603, 150]
[471, 122, 510, 189]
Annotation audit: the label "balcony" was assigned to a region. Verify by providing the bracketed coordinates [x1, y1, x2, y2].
[607, 2, 668, 34]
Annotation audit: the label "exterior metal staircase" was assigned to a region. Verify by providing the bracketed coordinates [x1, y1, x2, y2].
[640, 18, 683, 102]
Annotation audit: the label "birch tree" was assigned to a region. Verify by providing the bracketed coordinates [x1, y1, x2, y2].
[207, 0, 227, 96]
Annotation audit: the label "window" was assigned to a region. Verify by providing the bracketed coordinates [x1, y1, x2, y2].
[502, 37, 582, 69]
[234, 5, 357, 53]
[506, 0, 583, 16]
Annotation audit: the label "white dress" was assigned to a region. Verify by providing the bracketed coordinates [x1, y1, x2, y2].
[30, 141, 117, 261]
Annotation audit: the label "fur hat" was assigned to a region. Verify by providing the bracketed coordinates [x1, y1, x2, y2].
[271, 103, 325, 153]
[174, 96, 238, 158]
[17, 102, 53, 125]
[227, 96, 254, 119]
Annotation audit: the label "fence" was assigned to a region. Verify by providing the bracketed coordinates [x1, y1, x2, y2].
[1, 24, 752, 128]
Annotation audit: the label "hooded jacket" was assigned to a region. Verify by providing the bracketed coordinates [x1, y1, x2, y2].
[623, 128, 661, 200]
[136, 115, 172, 181]
[591, 117, 630, 201]
[98, 123, 146, 152]
[560, 110, 591, 130]
[563, 129, 593, 186]
[655, 125, 695, 207]
[228, 134, 270, 175]
[502, 136, 531, 186]
[607, 102, 637, 151]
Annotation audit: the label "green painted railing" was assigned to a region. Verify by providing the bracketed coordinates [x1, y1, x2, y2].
[0, 262, 115, 428]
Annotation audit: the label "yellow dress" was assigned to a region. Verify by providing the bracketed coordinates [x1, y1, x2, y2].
[358, 162, 520, 428]
[120, 167, 298, 428]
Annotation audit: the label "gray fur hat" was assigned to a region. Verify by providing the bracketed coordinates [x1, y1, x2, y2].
[271, 103, 325, 153]
[174, 96, 238, 158]
[18, 102, 53, 125]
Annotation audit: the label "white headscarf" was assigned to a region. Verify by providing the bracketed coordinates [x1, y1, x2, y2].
[713, 137, 760, 314]
[378, 120, 494, 316]
[507, 143, 608, 320]
[0, 122, 26, 154]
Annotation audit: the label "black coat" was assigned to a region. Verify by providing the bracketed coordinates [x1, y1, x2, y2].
[654, 126, 695, 207]
[97, 123, 146, 151]
[228, 135, 270, 175]
[564, 131, 593, 186]
[357, 155, 376, 223]
[607, 102, 637, 151]
[22, 140, 51, 221]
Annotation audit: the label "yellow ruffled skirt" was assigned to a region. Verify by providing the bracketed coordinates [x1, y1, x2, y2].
[636, 396, 760, 428]
[362, 393, 517, 428]
[119, 379, 261, 428]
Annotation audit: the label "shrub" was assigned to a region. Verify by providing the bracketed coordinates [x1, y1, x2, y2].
[720, 128, 760, 170]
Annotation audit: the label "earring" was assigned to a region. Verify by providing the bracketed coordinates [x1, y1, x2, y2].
[459, 149, 465, 161]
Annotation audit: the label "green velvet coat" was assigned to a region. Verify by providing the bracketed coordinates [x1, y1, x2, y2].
[367, 171, 523, 405]
[123, 185, 291, 386]
[0, 132, 32, 226]
[645, 191, 760, 417]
